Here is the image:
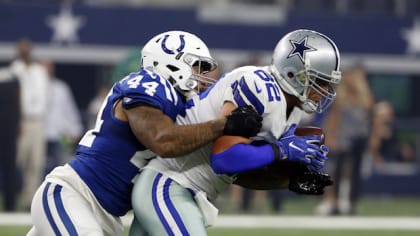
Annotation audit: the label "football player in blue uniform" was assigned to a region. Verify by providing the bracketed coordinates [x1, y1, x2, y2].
[130, 29, 341, 236]
[27, 31, 262, 236]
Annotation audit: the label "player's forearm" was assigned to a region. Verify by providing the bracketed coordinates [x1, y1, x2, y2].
[157, 118, 226, 157]
[211, 143, 275, 175]
[127, 105, 227, 157]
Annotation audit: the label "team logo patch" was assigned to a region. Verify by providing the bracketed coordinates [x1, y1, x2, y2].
[287, 36, 316, 63]
[161, 34, 185, 54]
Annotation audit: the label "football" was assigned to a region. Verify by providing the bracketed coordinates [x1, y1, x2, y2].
[211, 135, 251, 154]
[294, 126, 325, 145]
[232, 126, 325, 190]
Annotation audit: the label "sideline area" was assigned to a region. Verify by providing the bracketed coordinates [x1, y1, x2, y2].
[1, 213, 420, 230]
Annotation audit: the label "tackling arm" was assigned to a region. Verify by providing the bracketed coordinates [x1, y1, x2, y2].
[125, 104, 226, 157]
[121, 101, 261, 157]
[211, 138, 278, 175]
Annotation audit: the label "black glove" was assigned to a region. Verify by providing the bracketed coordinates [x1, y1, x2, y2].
[288, 172, 333, 195]
[223, 105, 262, 138]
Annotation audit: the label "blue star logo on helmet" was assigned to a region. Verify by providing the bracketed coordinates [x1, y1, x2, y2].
[287, 36, 316, 63]
[161, 34, 185, 54]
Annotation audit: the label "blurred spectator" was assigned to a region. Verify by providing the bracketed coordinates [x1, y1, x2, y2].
[0, 68, 20, 211]
[398, 142, 415, 163]
[369, 101, 396, 166]
[41, 60, 83, 177]
[315, 66, 374, 216]
[368, 101, 416, 165]
[10, 38, 49, 210]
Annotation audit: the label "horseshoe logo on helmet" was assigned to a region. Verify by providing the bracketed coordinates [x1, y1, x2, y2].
[161, 34, 185, 55]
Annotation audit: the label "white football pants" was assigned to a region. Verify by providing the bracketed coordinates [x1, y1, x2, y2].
[27, 165, 124, 236]
[129, 169, 207, 236]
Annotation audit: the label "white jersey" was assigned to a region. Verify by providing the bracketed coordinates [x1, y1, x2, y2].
[145, 65, 303, 200]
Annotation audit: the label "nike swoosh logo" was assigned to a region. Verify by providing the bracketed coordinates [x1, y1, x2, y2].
[254, 81, 263, 93]
[289, 141, 304, 152]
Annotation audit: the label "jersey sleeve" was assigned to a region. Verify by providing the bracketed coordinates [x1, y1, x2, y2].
[222, 67, 272, 116]
[118, 71, 182, 121]
[210, 138, 276, 175]
[221, 66, 288, 142]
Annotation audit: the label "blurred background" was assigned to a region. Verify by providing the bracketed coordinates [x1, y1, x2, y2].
[0, 0, 419, 227]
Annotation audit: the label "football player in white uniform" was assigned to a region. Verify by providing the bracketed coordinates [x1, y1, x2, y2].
[130, 29, 342, 236]
[27, 31, 261, 236]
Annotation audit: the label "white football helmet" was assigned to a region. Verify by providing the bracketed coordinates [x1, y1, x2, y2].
[269, 29, 342, 113]
[141, 30, 218, 98]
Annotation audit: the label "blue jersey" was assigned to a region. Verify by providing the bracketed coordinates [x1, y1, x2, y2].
[69, 69, 184, 216]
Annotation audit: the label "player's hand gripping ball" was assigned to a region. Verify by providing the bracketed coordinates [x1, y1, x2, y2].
[264, 126, 327, 178]
[294, 126, 325, 145]
[217, 126, 329, 191]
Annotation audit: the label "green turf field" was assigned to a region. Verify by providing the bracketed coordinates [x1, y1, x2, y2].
[1, 196, 419, 235]
[217, 195, 420, 216]
[0, 226, 31, 236]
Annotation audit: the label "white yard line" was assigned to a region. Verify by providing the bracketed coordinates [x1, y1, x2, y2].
[1, 213, 419, 230]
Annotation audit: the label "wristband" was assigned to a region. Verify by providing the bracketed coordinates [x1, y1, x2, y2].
[270, 142, 281, 161]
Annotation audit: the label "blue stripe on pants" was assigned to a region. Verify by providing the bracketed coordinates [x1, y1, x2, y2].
[152, 173, 174, 236]
[53, 185, 78, 236]
[42, 182, 78, 236]
[152, 173, 190, 236]
[162, 177, 189, 236]
[42, 182, 61, 235]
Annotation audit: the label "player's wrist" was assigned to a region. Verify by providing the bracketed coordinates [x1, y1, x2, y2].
[271, 142, 284, 162]
[211, 118, 227, 137]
